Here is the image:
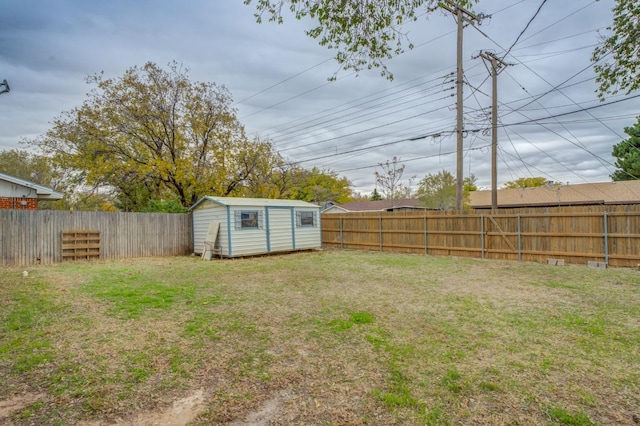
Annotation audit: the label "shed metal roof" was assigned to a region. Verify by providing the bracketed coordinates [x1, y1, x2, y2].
[190, 196, 320, 210]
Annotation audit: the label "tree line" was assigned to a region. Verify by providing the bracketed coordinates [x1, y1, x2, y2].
[2, 62, 354, 212]
[3, 0, 639, 211]
[3, 59, 638, 213]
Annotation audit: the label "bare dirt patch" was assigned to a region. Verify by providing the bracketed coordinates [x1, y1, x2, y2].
[87, 389, 206, 426]
[0, 393, 44, 420]
[228, 392, 286, 426]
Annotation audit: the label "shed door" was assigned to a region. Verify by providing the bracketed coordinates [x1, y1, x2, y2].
[267, 207, 294, 252]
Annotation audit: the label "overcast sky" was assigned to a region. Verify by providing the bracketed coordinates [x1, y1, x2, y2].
[1, 0, 638, 195]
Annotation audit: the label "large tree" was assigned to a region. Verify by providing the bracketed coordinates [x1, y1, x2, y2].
[246, 0, 475, 78]
[0, 149, 121, 211]
[248, 0, 632, 95]
[592, 0, 640, 98]
[285, 167, 352, 204]
[503, 176, 552, 189]
[36, 62, 281, 211]
[416, 170, 476, 210]
[611, 117, 640, 181]
[240, 158, 352, 203]
[0, 149, 62, 188]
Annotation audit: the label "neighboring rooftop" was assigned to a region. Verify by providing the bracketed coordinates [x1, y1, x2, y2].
[470, 180, 640, 209]
[0, 172, 64, 200]
[323, 198, 429, 213]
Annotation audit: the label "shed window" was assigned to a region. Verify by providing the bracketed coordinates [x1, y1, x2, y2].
[234, 210, 263, 230]
[296, 211, 317, 227]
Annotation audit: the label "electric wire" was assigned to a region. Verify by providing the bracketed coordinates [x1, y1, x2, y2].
[334, 143, 491, 173]
[500, 68, 613, 171]
[242, 1, 543, 140]
[274, 79, 452, 147]
[252, 16, 608, 159]
[288, 96, 456, 157]
[267, 72, 452, 140]
[513, 26, 606, 52]
[233, 58, 334, 106]
[515, 1, 598, 47]
[231, 0, 622, 191]
[303, 91, 640, 182]
[500, 0, 548, 61]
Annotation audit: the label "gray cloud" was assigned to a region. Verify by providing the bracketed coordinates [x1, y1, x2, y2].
[0, 0, 636, 194]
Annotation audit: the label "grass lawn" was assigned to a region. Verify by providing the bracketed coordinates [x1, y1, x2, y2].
[1, 250, 639, 425]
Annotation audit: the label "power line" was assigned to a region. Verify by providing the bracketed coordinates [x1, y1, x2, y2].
[234, 1, 622, 191]
[334, 143, 490, 173]
[514, 26, 606, 52]
[297, 130, 454, 165]
[514, 1, 598, 48]
[267, 73, 452, 138]
[239, 74, 352, 120]
[287, 96, 456, 157]
[299, 92, 639, 180]
[502, 55, 608, 117]
[501, 0, 548, 60]
[274, 78, 452, 147]
[499, 68, 613, 171]
[260, 13, 607, 155]
[233, 58, 334, 106]
[495, 93, 640, 129]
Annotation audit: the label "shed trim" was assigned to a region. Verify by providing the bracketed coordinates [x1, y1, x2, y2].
[226, 205, 232, 256]
[291, 209, 296, 250]
[189, 196, 318, 210]
[265, 207, 271, 252]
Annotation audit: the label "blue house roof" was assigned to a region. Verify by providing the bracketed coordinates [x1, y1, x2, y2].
[0, 172, 64, 200]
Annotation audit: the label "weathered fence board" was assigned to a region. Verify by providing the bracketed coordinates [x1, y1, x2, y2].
[321, 205, 640, 268]
[0, 210, 192, 267]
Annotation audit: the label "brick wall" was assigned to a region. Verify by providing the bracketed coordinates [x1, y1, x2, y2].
[0, 197, 38, 210]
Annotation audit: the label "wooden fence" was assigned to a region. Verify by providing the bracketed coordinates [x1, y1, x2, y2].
[4, 205, 640, 268]
[321, 205, 640, 268]
[0, 210, 192, 267]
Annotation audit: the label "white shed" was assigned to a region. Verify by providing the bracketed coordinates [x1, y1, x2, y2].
[190, 196, 322, 257]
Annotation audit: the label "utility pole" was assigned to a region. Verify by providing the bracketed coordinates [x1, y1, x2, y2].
[455, 6, 464, 212]
[441, 3, 485, 211]
[479, 51, 509, 211]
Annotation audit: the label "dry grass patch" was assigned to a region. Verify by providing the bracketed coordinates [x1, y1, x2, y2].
[1, 250, 639, 425]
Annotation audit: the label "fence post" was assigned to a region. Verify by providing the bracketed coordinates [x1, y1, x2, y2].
[379, 215, 383, 252]
[517, 214, 522, 262]
[340, 216, 343, 248]
[603, 211, 609, 264]
[424, 214, 428, 256]
[480, 214, 485, 259]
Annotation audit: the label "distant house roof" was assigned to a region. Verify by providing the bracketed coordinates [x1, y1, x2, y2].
[470, 180, 640, 209]
[189, 196, 320, 211]
[323, 198, 428, 213]
[0, 172, 64, 200]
